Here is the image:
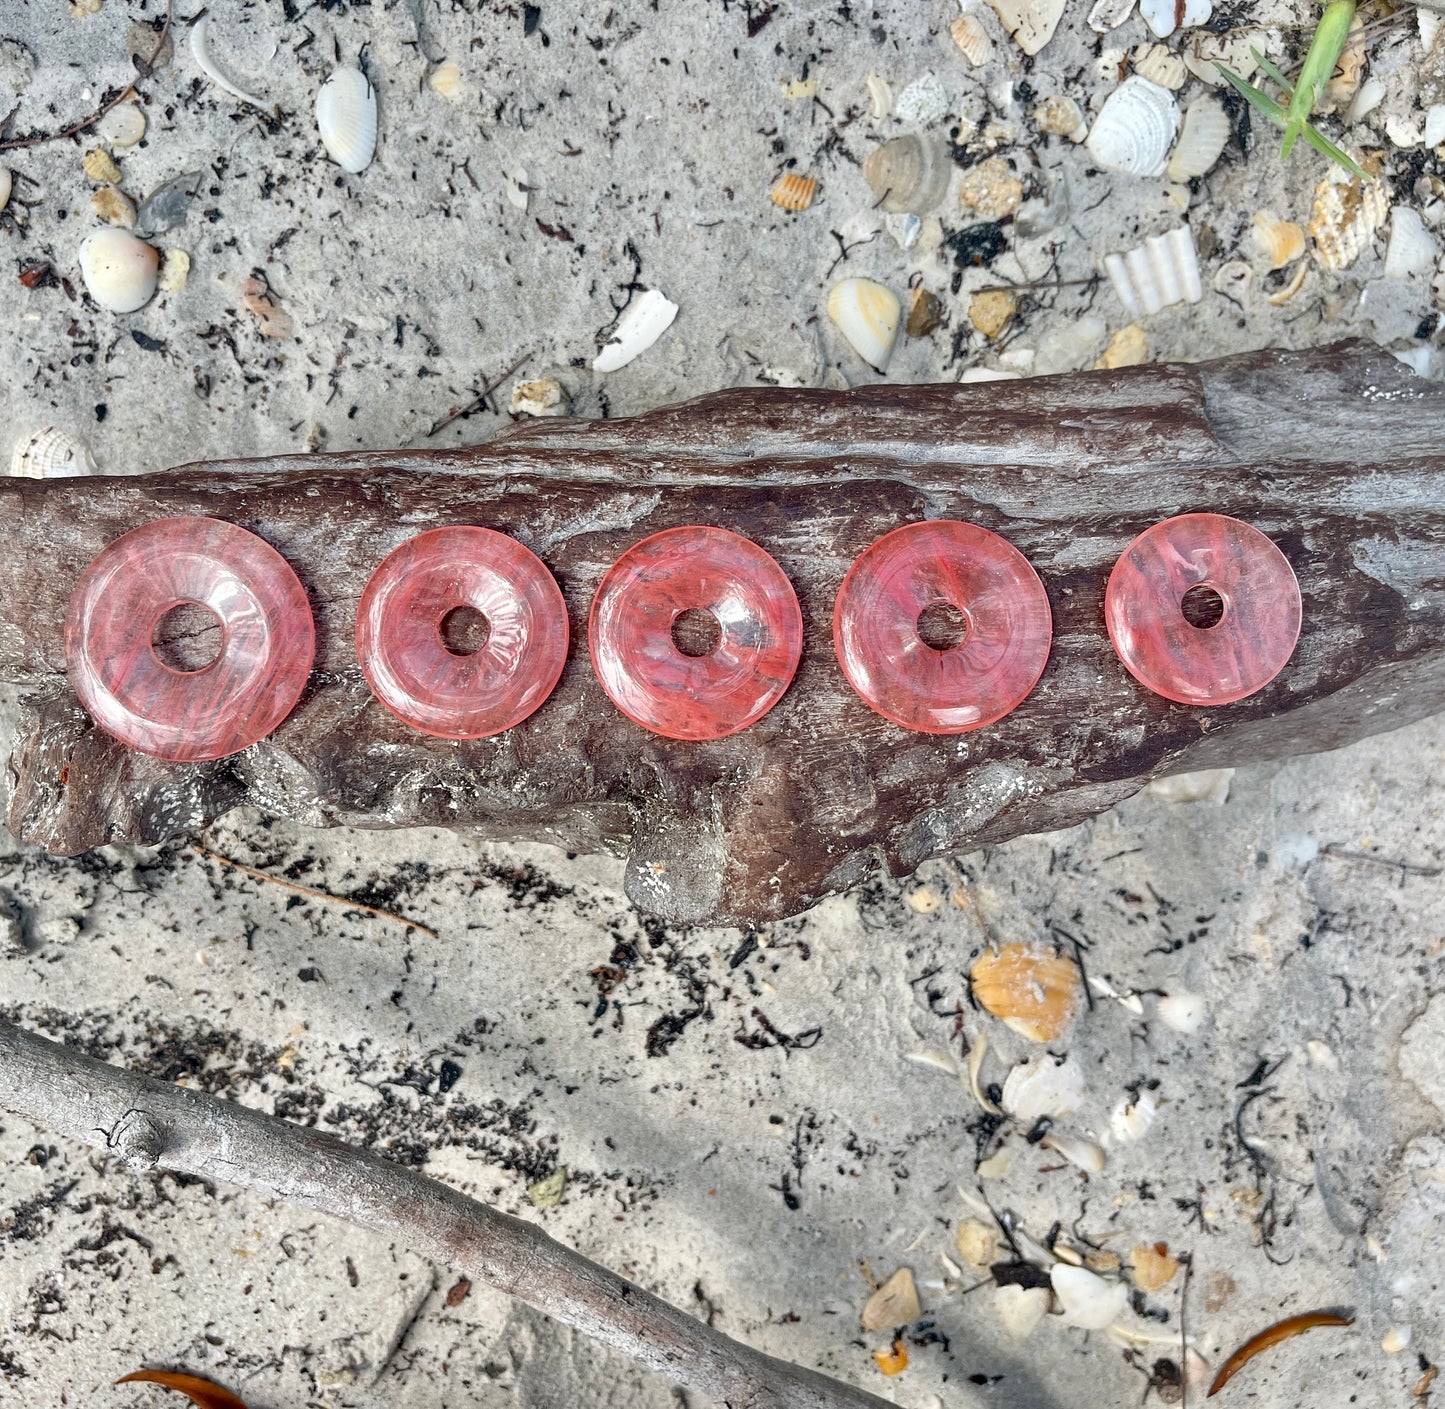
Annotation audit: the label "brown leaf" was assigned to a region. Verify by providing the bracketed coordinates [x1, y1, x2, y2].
[115, 1370, 250, 1409]
[1208, 1312, 1354, 1396]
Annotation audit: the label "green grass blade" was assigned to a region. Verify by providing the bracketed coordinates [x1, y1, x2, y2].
[1248, 47, 1294, 99]
[1214, 61, 1368, 178]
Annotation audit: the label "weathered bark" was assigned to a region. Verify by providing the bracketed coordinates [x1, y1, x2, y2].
[0, 1018, 899, 1409]
[3, 339, 1444, 924]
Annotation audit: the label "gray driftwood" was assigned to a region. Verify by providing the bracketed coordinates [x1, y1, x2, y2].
[3, 339, 1444, 924]
[0, 1017, 899, 1409]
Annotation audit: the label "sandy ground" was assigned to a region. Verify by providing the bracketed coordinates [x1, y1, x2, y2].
[3, 1, 1445, 1407]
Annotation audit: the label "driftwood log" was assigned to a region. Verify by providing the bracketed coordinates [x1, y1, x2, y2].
[3, 339, 1444, 925]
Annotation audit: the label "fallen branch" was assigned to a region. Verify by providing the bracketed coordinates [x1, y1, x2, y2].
[0, 1018, 897, 1409]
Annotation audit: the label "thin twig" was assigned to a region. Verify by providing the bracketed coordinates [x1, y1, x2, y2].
[0, 1020, 898, 1409]
[427, 352, 532, 437]
[191, 842, 439, 939]
[1320, 843, 1442, 880]
[0, 0, 174, 153]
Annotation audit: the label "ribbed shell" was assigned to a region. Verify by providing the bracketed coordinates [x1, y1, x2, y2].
[1309, 173, 1389, 271]
[1086, 76, 1178, 177]
[10, 427, 97, 479]
[770, 173, 817, 212]
[863, 133, 951, 215]
[316, 66, 377, 174]
[1103, 227, 1202, 319]
[1166, 96, 1230, 181]
[950, 14, 995, 66]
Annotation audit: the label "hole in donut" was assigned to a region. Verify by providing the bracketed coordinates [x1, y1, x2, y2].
[916, 600, 969, 652]
[151, 602, 224, 673]
[1180, 584, 1226, 630]
[671, 608, 722, 658]
[439, 604, 491, 656]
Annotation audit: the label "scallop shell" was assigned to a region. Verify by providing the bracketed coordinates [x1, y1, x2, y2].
[827, 277, 901, 373]
[10, 427, 97, 479]
[1001, 1052, 1085, 1122]
[951, 15, 995, 67]
[1035, 94, 1087, 140]
[971, 943, 1081, 1043]
[316, 66, 377, 174]
[770, 172, 817, 212]
[1103, 226, 1201, 319]
[1385, 206, 1437, 279]
[1309, 172, 1389, 271]
[1166, 96, 1230, 181]
[594, 288, 678, 373]
[1250, 211, 1306, 270]
[1085, 76, 1178, 178]
[1138, 0, 1211, 39]
[863, 133, 951, 215]
[958, 154, 1023, 219]
[1132, 43, 1186, 89]
[78, 228, 158, 313]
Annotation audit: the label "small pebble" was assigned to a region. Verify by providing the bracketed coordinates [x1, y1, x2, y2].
[91, 186, 137, 227]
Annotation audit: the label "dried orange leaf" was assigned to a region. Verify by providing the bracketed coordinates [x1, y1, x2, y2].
[1208, 1312, 1353, 1396]
[115, 1370, 250, 1409]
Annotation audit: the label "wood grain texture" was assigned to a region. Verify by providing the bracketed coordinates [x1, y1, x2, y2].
[4, 340, 1445, 925]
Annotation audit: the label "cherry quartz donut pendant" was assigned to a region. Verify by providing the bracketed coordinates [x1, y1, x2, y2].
[833, 519, 1053, 733]
[65, 516, 315, 762]
[356, 526, 569, 739]
[1105, 512, 1302, 706]
[589, 526, 803, 741]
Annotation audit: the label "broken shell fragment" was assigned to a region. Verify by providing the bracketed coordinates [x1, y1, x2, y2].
[1182, 29, 1262, 87]
[827, 277, 901, 373]
[242, 275, 294, 339]
[1035, 95, 1087, 141]
[97, 101, 146, 148]
[1385, 207, 1437, 279]
[972, 943, 1081, 1043]
[9, 426, 96, 479]
[1310, 173, 1389, 271]
[1132, 44, 1186, 90]
[1213, 260, 1252, 309]
[1095, 323, 1148, 369]
[981, 0, 1067, 57]
[1086, 76, 1178, 178]
[190, 14, 267, 107]
[996, 1284, 1050, 1337]
[1042, 1132, 1107, 1174]
[91, 186, 137, 227]
[1103, 226, 1202, 320]
[865, 72, 892, 122]
[427, 59, 463, 100]
[951, 15, 995, 67]
[511, 377, 570, 417]
[1268, 261, 1308, 306]
[895, 73, 949, 127]
[316, 66, 378, 174]
[1002, 1052, 1086, 1122]
[861, 1267, 921, 1331]
[1051, 1264, 1130, 1330]
[1088, 0, 1136, 32]
[82, 147, 122, 184]
[1148, 767, 1232, 803]
[1110, 1089, 1158, 1143]
[504, 166, 530, 212]
[770, 172, 817, 212]
[864, 133, 951, 215]
[0, 167, 9, 213]
[1156, 992, 1207, 1034]
[78, 228, 158, 313]
[1139, 0, 1211, 39]
[1131, 1243, 1180, 1292]
[1251, 212, 1306, 270]
[157, 248, 190, 294]
[968, 288, 1017, 340]
[1166, 96, 1230, 182]
[956, 1218, 998, 1269]
[959, 155, 1023, 219]
[906, 286, 944, 339]
[594, 288, 679, 373]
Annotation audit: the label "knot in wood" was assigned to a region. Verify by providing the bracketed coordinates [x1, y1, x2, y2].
[109, 1109, 166, 1170]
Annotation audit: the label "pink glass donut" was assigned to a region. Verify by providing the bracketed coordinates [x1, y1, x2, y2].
[1105, 512, 1301, 706]
[833, 519, 1053, 734]
[355, 526, 569, 739]
[64, 516, 315, 762]
[588, 526, 803, 741]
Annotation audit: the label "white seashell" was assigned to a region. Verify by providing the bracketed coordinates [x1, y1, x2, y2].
[1426, 104, 1445, 148]
[895, 73, 949, 127]
[827, 277, 901, 373]
[1148, 767, 1233, 803]
[594, 288, 678, 373]
[1051, 1264, 1130, 1330]
[951, 15, 995, 67]
[982, 0, 1066, 56]
[1133, 44, 1186, 89]
[317, 67, 377, 174]
[1182, 30, 1263, 87]
[904, 1049, 961, 1076]
[1042, 1133, 1107, 1174]
[1156, 992, 1208, 1034]
[97, 101, 145, 147]
[1139, 0, 1211, 38]
[1002, 1053, 1085, 1123]
[864, 133, 951, 215]
[1167, 97, 1230, 181]
[960, 366, 1023, 383]
[10, 426, 96, 479]
[1035, 94, 1087, 141]
[0, 166, 10, 213]
[510, 377, 569, 417]
[1088, 0, 1136, 31]
[976, 1144, 1015, 1177]
[1383, 1326, 1413, 1355]
[1345, 76, 1385, 125]
[1385, 207, 1438, 279]
[1103, 226, 1201, 319]
[995, 1284, 1050, 1337]
[190, 15, 266, 107]
[1422, 8, 1443, 50]
[1110, 1089, 1157, 1143]
[1310, 172, 1389, 271]
[79, 228, 158, 312]
[1086, 77, 1178, 177]
[1214, 259, 1252, 308]
[865, 72, 892, 122]
[505, 166, 531, 212]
